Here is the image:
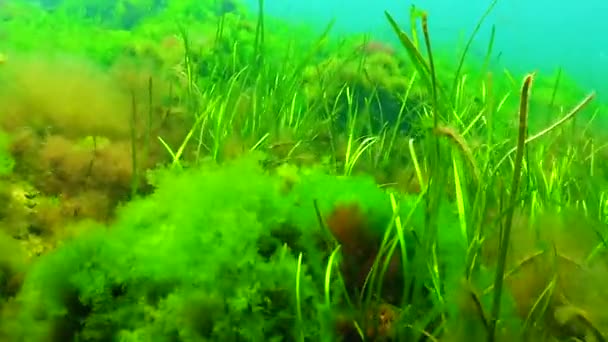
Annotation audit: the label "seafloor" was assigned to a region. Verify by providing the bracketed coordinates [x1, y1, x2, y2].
[0, 1, 607, 341]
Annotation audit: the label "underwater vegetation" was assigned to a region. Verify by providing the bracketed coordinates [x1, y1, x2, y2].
[1, 0, 608, 341]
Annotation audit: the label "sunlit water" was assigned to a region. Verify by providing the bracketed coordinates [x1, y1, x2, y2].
[244, 0, 608, 102]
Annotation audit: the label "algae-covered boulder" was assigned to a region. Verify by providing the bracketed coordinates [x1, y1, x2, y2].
[302, 40, 426, 134]
[482, 209, 608, 340]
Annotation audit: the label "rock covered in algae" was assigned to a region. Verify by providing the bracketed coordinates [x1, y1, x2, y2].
[301, 40, 426, 133]
[482, 209, 608, 340]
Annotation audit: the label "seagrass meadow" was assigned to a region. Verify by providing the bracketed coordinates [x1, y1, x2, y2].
[0, 1, 607, 341]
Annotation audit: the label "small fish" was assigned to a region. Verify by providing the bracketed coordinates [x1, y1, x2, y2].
[217, 0, 237, 15]
[0, 52, 6, 64]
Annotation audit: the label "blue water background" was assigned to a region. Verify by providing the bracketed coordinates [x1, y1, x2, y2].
[243, 0, 607, 102]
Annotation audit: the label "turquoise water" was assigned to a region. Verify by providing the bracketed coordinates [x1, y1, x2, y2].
[244, 0, 608, 101]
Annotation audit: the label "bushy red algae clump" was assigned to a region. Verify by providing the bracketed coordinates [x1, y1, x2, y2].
[326, 203, 375, 258]
[326, 202, 403, 297]
[325, 202, 404, 339]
